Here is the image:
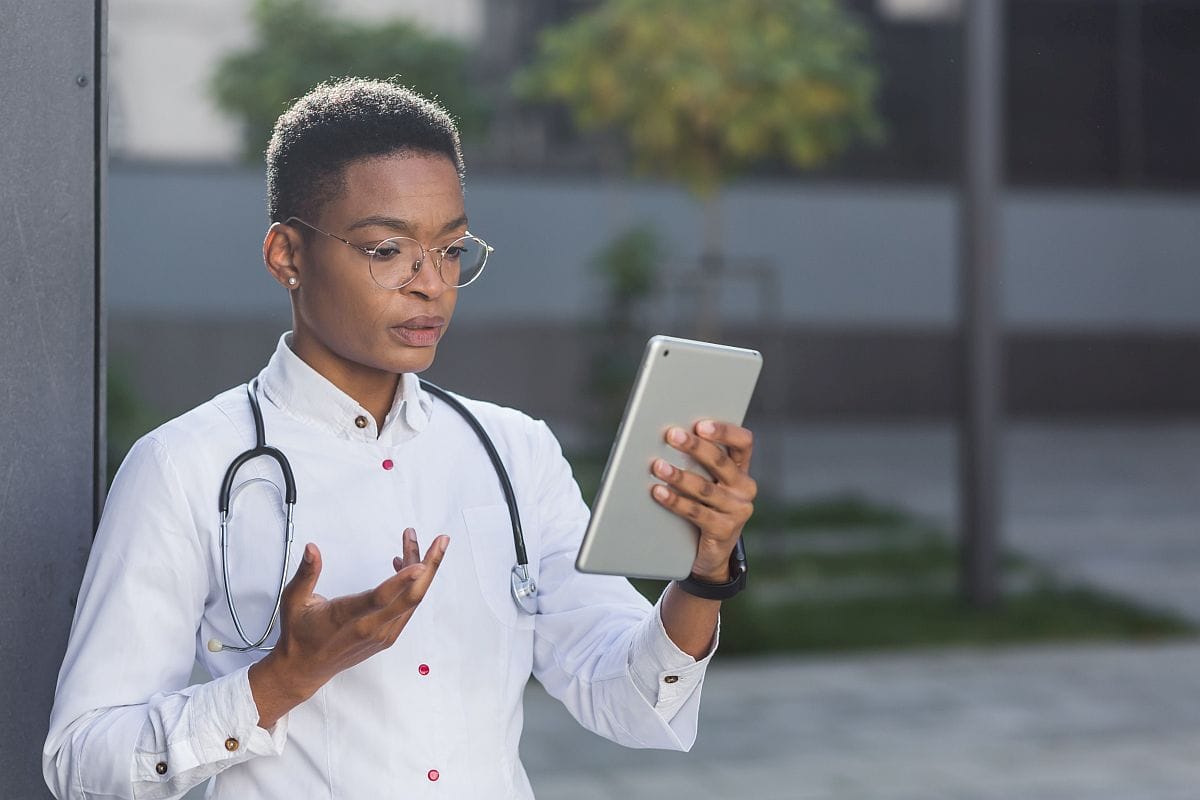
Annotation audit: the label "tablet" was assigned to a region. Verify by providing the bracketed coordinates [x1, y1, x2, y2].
[575, 336, 763, 580]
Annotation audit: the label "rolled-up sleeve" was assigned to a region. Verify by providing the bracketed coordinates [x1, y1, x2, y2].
[527, 421, 715, 752]
[43, 436, 287, 799]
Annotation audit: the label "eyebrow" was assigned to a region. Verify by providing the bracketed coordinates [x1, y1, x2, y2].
[347, 214, 469, 238]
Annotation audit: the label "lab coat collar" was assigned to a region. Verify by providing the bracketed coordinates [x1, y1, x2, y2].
[257, 332, 432, 444]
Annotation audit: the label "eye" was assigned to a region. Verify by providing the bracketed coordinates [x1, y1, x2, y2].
[442, 245, 465, 261]
[372, 240, 402, 261]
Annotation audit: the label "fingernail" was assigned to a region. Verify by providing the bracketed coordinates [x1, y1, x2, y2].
[668, 427, 687, 445]
[697, 420, 716, 436]
[303, 544, 314, 563]
[405, 528, 416, 542]
[653, 459, 673, 478]
[652, 485, 670, 501]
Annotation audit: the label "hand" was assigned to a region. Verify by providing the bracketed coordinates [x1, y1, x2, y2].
[651, 420, 756, 582]
[249, 528, 448, 728]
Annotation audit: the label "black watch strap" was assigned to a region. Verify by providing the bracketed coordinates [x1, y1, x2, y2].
[676, 537, 749, 600]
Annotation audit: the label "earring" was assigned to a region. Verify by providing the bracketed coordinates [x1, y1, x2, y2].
[287, 277, 298, 286]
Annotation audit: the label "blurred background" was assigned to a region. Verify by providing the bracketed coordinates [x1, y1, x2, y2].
[99, 0, 1200, 797]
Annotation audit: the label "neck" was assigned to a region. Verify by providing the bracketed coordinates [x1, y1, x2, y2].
[288, 330, 401, 432]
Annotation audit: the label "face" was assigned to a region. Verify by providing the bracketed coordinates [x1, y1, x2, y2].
[265, 153, 466, 383]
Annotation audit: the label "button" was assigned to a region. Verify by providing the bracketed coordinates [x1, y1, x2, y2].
[382, 459, 394, 470]
[224, 737, 239, 752]
[155, 762, 167, 775]
[663, 675, 680, 684]
[354, 415, 368, 429]
[427, 769, 440, 782]
[418, 663, 430, 676]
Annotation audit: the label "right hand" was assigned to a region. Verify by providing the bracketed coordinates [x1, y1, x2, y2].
[249, 528, 448, 727]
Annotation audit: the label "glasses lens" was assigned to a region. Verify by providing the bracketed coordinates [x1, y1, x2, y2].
[440, 236, 489, 287]
[369, 238, 424, 289]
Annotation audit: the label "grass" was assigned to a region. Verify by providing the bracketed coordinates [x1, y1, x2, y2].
[567, 452, 1196, 656]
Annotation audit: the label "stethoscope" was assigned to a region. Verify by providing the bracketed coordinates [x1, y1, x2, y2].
[207, 378, 537, 654]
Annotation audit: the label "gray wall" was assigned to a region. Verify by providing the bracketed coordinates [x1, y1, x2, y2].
[107, 166, 1200, 329]
[0, 2, 104, 795]
[105, 167, 1200, 427]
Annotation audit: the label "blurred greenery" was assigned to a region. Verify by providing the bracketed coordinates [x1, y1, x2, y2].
[515, 0, 882, 196]
[211, 0, 488, 160]
[567, 452, 1195, 654]
[106, 360, 165, 485]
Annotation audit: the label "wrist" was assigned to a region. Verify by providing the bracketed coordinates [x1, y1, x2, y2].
[689, 565, 733, 584]
[249, 650, 315, 729]
[677, 538, 749, 601]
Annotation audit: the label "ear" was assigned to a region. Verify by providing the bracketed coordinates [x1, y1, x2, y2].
[263, 221, 303, 289]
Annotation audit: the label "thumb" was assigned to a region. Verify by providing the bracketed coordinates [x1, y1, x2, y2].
[284, 542, 322, 602]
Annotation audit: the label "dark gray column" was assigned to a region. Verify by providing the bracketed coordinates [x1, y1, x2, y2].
[958, 0, 1003, 608]
[0, 2, 106, 795]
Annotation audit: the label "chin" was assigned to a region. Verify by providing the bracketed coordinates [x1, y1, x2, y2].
[387, 344, 438, 375]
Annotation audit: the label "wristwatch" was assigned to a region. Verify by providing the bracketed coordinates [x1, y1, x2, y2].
[676, 537, 749, 601]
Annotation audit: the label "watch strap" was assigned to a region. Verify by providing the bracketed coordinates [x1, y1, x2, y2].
[676, 537, 749, 600]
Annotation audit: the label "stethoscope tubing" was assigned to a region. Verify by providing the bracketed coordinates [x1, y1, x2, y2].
[210, 378, 534, 654]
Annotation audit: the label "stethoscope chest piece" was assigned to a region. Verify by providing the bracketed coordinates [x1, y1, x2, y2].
[511, 564, 538, 615]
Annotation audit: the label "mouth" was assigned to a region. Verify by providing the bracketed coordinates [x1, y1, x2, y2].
[389, 315, 446, 347]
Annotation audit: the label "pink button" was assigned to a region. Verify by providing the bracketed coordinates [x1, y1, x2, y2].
[382, 459, 394, 470]
[427, 769, 440, 782]
[418, 663, 430, 676]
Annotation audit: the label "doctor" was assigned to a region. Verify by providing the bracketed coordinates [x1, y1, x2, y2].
[44, 78, 758, 798]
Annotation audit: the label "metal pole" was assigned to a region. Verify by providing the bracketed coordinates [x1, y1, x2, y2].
[959, 0, 1004, 607]
[1117, 0, 1144, 184]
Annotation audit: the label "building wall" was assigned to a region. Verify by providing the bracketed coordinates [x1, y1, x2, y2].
[107, 166, 1200, 427]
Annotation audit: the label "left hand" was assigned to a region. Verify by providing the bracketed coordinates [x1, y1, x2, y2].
[650, 420, 757, 582]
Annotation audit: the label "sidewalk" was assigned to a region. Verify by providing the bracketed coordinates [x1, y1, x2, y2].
[523, 642, 1200, 800]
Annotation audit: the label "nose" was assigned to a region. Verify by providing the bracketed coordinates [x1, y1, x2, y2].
[402, 250, 450, 299]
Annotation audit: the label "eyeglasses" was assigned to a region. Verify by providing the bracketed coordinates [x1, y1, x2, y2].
[286, 216, 493, 290]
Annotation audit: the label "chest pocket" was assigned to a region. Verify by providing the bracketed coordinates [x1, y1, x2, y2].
[462, 504, 536, 629]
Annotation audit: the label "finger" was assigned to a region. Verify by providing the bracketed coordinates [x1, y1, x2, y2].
[695, 420, 754, 471]
[402, 526, 419, 568]
[369, 535, 449, 621]
[283, 542, 322, 605]
[651, 484, 735, 536]
[651, 458, 744, 512]
[665, 426, 748, 490]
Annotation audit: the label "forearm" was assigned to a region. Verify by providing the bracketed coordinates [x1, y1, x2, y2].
[659, 581, 721, 659]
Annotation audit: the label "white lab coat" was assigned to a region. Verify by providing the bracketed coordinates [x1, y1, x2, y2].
[44, 334, 713, 799]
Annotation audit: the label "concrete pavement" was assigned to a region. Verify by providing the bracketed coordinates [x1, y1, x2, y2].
[523, 642, 1200, 800]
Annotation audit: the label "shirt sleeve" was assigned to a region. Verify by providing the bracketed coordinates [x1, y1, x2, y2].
[527, 420, 716, 752]
[626, 591, 719, 720]
[43, 436, 287, 800]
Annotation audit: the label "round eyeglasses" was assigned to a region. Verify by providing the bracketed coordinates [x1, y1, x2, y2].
[286, 216, 493, 290]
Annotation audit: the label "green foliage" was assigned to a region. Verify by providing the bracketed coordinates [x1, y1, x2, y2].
[515, 0, 882, 195]
[211, 0, 489, 160]
[714, 586, 1196, 655]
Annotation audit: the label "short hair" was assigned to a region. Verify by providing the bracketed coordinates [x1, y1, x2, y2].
[266, 77, 466, 224]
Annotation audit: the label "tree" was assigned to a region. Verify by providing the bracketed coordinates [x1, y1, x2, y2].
[515, 0, 881, 333]
[211, 0, 488, 160]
